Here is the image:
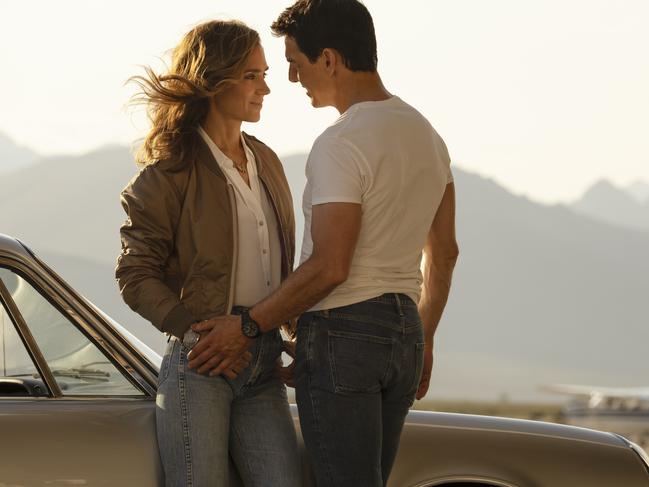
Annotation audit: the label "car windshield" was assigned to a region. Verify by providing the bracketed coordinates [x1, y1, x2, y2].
[0, 267, 145, 396]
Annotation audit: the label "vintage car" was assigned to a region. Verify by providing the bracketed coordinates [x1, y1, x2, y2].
[1, 232, 648, 487]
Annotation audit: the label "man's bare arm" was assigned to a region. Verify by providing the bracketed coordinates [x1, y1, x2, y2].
[187, 202, 361, 375]
[250, 202, 362, 331]
[416, 182, 459, 399]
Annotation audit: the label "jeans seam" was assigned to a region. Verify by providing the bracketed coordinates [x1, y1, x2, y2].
[328, 329, 394, 344]
[158, 339, 175, 387]
[382, 341, 396, 388]
[246, 350, 263, 387]
[178, 348, 193, 486]
[229, 421, 254, 483]
[327, 334, 340, 394]
[305, 321, 334, 485]
[409, 342, 426, 396]
[327, 311, 420, 333]
[306, 318, 315, 375]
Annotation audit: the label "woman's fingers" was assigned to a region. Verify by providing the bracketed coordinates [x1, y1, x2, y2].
[282, 340, 296, 358]
[278, 361, 296, 388]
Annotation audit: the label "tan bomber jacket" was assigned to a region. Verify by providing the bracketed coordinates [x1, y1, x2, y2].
[115, 133, 295, 339]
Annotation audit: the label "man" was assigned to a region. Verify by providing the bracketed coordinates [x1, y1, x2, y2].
[188, 1, 458, 485]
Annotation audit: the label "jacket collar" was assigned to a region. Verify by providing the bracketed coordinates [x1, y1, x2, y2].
[242, 132, 266, 178]
[195, 130, 266, 181]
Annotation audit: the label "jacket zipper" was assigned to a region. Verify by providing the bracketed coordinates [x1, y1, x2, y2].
[226, 183, 238, 314]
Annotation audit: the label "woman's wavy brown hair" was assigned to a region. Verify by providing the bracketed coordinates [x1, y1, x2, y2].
[130, 20, 260, 166]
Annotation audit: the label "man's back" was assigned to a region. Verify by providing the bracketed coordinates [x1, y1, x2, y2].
[300, 96, 453, 310]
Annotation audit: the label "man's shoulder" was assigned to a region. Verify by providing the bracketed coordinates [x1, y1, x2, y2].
[310, 130, 361, 159]
[386, 96, 433, 127]
[337, 96, 433, 135]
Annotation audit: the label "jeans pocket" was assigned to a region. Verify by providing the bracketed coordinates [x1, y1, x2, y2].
[158, 339, 176, 387]
[408, 342, 426, 396]
[328, 330, 394, 394]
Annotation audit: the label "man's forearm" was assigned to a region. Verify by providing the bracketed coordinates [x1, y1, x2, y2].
[418, 254, 457, 343]
[249, 256, 343, 332]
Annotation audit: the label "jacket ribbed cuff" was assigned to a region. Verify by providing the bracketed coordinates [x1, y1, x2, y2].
[161, 303, 196, 339]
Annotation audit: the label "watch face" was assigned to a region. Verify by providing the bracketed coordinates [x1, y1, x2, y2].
[183, 329, 200, 349]
[242, 319, 260, 338]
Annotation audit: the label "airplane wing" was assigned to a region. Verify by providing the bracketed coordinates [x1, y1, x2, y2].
[542, 384, 649, 400]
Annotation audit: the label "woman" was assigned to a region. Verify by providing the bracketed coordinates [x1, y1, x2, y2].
[115, 20, 301, 487]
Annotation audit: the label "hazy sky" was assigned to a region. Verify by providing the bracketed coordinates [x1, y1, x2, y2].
[1, 0, 647, 203]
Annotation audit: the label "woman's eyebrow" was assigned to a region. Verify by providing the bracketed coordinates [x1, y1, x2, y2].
[244, 66, 269, 73]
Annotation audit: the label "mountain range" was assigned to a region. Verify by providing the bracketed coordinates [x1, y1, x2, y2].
[1, 134, 648, 402]
[571, 179, 649, 232]
[0, 132, 40, 174]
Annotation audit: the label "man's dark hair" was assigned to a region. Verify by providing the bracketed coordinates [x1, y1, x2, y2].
[271, 0, 378, 72]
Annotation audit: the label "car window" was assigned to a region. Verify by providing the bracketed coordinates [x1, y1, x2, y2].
[0, 267, 143, 396]
[0, 301, 46, 397]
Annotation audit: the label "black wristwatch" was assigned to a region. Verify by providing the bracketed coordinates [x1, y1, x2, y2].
[241, 310, 261, 339]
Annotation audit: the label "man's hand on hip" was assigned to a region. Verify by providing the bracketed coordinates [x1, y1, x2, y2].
[187, 315, 254, 377]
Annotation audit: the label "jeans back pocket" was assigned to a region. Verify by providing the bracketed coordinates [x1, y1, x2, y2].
[328, 330, 394, 394]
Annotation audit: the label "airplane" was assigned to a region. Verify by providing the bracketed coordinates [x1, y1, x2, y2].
[543, 384, 649, 447]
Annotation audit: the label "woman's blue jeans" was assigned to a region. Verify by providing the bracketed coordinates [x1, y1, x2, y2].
[295, 293, 425, 487]
[156, 321, 302, 487]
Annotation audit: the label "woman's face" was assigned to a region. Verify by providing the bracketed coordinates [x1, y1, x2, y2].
[212, 44, 270, 123]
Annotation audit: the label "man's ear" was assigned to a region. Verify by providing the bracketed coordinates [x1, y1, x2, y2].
[321, 48, 338, 75]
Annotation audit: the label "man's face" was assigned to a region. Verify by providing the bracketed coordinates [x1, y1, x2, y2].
[284, 37, 332, 108]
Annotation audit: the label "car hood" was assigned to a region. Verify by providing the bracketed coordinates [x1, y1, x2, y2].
[406, 409, 626, 448]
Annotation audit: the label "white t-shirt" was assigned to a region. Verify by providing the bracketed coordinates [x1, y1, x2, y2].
[198, 127, 282, 307]
[300, 96, 453, 311]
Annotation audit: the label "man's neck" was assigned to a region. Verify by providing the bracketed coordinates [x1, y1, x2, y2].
[334, 72, 392, 114]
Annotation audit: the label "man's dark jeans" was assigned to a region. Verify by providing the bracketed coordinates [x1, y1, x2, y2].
[295, 293, 425, 487]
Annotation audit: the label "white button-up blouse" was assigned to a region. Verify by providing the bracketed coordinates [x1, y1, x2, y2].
[198, 127, 282, 307]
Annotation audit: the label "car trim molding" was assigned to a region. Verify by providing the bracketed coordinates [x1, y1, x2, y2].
[415, 476, 519, 487]
[0, 274, 62, 396]
[0, 254, 156, 397]
[22, 245, 160, 391]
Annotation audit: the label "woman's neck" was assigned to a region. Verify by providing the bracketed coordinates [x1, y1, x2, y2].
[201, 110, 243, 154]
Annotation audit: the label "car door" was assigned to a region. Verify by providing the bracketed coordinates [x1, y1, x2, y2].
[0, 260, 163, 487]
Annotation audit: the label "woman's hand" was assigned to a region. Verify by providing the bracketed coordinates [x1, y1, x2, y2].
[276, 340, 297, 388]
